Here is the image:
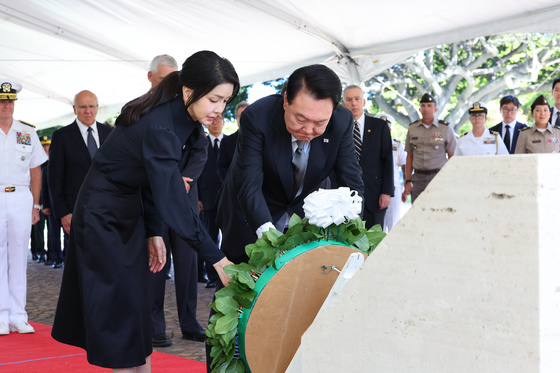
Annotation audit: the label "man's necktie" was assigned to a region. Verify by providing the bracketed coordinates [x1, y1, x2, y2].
[87, 127, 98, 159]
[555, 112, 560, 127]
[504, 125, 511, 153]
[213, 138, 219, 157]
[353, 121, 362, 160]
[292, 140, 307, 198]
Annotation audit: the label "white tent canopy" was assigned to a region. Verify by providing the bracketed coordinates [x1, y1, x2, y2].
[2, 0, 560, 129]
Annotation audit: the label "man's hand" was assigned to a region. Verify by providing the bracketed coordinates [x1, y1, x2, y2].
[182, 177, 193, 193]
[61, 213, 72, 234]
[32, 209, 40, 225]
[379, 194, 391, 210]
[213, 257, 234, 287]
[198, 201, 204, 212]
[42, 207, 51, 216]
[148, 236, 166, 273]
[402, 182, 412, 203]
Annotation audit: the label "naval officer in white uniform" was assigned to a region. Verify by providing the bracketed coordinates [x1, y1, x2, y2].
[456, 102, 508, 156]
[0, 79, 47, 335]
[375, 113, 407, 232]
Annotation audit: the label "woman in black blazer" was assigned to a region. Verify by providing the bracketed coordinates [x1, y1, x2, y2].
[51, 51, 239, 372]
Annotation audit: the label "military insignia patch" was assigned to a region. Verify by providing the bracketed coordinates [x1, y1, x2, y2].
[16, 131, 31, 145]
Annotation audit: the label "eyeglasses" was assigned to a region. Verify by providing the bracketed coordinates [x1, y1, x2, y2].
[470, 114, 486, 119]
[501, 108, 518, 113]
[75, 105, 98, 110]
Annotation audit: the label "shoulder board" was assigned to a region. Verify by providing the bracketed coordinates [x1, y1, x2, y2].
[521, 126, 531, 131]
[491, 131, 499, 136]
[410, 119, 422, 125]
[393, 138, 401, 143]
[554, 125, 560, 130]
[460, 131, 469, 137]
[438, 119, 449, 126]
[19, 120, 36, 128]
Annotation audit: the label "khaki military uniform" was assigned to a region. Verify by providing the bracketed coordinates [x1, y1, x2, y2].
[405, 117, 456, 202]
[514, 124, 560, 154]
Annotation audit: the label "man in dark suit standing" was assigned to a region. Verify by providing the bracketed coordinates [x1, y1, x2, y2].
[216, 64, 364, 265]
[341, 85, 393, 228]
[48, 90, 113, 266]
[197, 113, 226, 288]
[217, 101, 248, 181]
[489, 95, 527, 154]
[549, 78, 560, 126]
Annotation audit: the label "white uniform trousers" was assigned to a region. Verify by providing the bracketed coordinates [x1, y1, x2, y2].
[384, 185, 403, 232]
[0, 188, 32, 324]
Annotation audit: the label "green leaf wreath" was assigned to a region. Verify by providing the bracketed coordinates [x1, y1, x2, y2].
[206, 214, 386, 373]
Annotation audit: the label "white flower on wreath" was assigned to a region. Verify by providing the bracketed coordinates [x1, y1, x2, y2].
[303, 187, 362, 228]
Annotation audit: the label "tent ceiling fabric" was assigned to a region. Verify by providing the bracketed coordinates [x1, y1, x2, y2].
[1, 0, 560, 129]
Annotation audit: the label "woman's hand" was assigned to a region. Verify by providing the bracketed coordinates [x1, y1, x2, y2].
[148, 236, 166, 273]
[182, 177, 193, 193]
[213, 257, 234, 287]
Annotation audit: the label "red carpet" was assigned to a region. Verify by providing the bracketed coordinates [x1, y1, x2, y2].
[0, 322, 205, 372]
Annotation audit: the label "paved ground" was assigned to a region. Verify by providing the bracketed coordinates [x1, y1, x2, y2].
[26, 254, 214, 363]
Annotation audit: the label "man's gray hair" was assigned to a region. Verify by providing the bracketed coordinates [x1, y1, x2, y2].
[343, 85, 363, 95]
[149, 54, 178, 73]
[235, 101, 249, 117]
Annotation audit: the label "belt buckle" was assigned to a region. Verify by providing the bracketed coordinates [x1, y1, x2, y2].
[5, 187, 15, 192]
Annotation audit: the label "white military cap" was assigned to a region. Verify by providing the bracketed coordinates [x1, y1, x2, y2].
[374, 113, 395, 124]
[0, 79, 23, 100]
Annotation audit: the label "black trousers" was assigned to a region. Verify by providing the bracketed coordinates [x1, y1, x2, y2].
[30, 212, 46, 258]
[149, 224, 201, 337]
[362, 206, 386, 230]
[47, 216, 64, 263]
[200, 207, 219, 282]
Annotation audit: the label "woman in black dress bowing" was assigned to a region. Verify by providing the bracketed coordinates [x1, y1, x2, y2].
[51, 51, 238, 372]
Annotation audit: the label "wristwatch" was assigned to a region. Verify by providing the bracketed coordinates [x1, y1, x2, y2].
[33, 204, 42, 211]
[405, 180, 412, 184]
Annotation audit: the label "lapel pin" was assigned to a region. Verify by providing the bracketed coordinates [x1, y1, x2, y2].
[323, 139, 329, 143]
[367, 129, 371, 133]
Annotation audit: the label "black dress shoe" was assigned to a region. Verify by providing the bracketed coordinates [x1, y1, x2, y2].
[52, 262, 63, 269]
[45, 260, 55, 266]
[198, 276, 208, 283]
[32, 255, 38, 261]
[182, 329, 207, 342]
[205, 280, 217, 288]
[152, 333, 172, 347]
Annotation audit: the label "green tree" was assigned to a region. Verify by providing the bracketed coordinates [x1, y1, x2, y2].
[365, 33, 560, 132]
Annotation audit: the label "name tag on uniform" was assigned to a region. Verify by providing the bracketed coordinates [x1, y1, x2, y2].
[392, 145, 397, 151]
[532, 140, 541, 144]
[412, 137, 418, 140]
[483, 138, 496, 144]
[548, 138, 559, 143]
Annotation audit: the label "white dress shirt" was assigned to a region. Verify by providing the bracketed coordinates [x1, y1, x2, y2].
[76, 118, 99, 148]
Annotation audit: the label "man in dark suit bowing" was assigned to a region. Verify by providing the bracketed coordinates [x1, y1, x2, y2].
[341, 85, 393, 229]
[215, 64, 364, 265]
[489, 95, 527, 154]
[217, 101, 248, 181]
[48, 90, 113, 264]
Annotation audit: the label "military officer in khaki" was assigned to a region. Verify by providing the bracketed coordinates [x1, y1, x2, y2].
[402, 93, 456, 203]
[515, 95, 560, 154]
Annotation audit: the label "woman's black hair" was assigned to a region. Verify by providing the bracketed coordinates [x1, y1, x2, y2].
[116, 51, 240, 126]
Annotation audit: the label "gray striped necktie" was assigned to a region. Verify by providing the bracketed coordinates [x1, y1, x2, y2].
[292, 140, 307, 198]
[353, 121, 362, 159]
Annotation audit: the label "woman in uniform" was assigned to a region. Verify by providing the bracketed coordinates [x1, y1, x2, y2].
[51, 51, 238, 372]
[456, 102, 508, 156]
[515, 95, 560, 154]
